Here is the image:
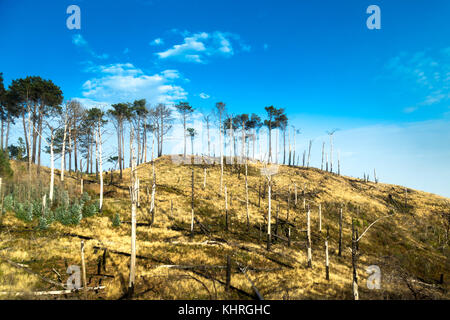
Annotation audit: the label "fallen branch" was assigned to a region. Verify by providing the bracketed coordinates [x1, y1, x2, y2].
[0, 286, 106, 296]
[0, 257, 65, 289]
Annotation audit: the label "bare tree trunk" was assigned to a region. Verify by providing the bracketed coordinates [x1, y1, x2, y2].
[307, 140, 312, 168]
[203, 167, 206, 189]
[224, 185, 228, 231]
[283, 128, 286, 165]
[321, 141, 325, 170]
[68, 131, 72, 173]
[219, 113, 224, 195]
[267, 178, 272, 251]
[37, 113, 42, 175]
[143, 124, 147, 163]
[307, 205, 312, 268]
[96, 126, 104, 211]
[49, 130, 55, 203]
[190, 166, 194, 238]
[128, 125, 137, 297]
[319, 203, 322, 232]
[352, 219, 359, 300]
[183, 116, 187, 158]
[245, 158, 250, 230]
[338, 150, 340, 175]
[338, 207, 343, 257]
[118, 121, 122, 178]
[325, 227, 330, 280]
[329, 134, 333, 173]
[81, 240, 87, 299]
[207, 118, 211, 157]
[150, 134, 156, 218]
[294, 183, 298, 207]
[275, 129, 278, 164]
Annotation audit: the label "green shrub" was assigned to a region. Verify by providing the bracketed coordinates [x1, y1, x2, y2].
[3, 194, 14, 212]
[38, 215, 49, 230]
[112, 213, 121, 227]
[55, 206, 71, 225]
[69, 203, 82, 225]
[80, 192, 91, 204]
[15, 203, 33, 222]
[83, 203, 98, 218]
[0, 149, 13, 179]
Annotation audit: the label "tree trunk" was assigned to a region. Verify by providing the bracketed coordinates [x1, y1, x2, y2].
[224, 185, 228, 231]
[319, 203, 322, 233]
[36, 114, 42, 174]
[267, 178, 272, 251]
[283, 128, 286, 164]
[352, 219, 359, 300]
[183, 116, 187, 158]
[98, 125, 104, 211]
[219, 112, 223, 195]
[81, 240, 87, 299]
[329, 134, 333, 173]
[307, 205, 312, 268]
[307, 140, 312, 168]
[321, 142, 325, 170]
[49, 130, 55, 203]
[338, 207, 343, 257]
[128, 125, 137, 298]
[325, 227, 330, 280]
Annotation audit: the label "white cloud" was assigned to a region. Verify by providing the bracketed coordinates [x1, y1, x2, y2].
[155, 31, 249, 63]
[150, 38, 164, 46]
[199, 92, 210, 99]
[72, 34, 109, 59]
[386, 48, 450, 112]
[81, 62, 187, 104]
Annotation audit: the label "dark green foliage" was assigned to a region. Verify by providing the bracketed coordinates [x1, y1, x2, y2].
[38, 215, 49, 230]
[112, 213, 121, 227]
[69, 203, 83, 225]
[55, 206, 71, 225]
[80, 192, 91, 204]
[0, 149, 13, 178]
[3, 194, 14, 212]
[15, 203, 33, 222]
[83, 202, 98, 218]
[8, 138, 26, 161]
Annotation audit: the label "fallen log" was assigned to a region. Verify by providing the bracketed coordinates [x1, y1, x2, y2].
[0, 286, 106, 296]
[236, 262, 264, 300]
[0, 257, 65, 289]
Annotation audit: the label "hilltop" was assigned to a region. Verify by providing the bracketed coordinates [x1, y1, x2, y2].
[0, 156, 448, 299]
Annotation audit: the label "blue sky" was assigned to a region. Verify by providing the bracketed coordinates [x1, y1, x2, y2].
[1, 0, 450, 196]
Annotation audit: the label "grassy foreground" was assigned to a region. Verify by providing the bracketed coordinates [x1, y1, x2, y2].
[0, 156, 448, 299]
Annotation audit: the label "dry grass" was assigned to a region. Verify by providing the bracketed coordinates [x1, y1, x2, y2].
[0, 156, 448, 300]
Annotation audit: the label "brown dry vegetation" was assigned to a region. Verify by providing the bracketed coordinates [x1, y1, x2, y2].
[0, 156, 449, 300]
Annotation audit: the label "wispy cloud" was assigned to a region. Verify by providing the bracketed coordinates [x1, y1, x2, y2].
[386, 48, 450, 112]
[81, 62, 187, 104]
[150, 38, 164, 46]
[72, 34, 109, 59]
[199, 92, 210, 99]
[155, 30, 250, 63]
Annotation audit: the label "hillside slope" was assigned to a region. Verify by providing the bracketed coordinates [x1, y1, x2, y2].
[0, 156, 448, 299]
